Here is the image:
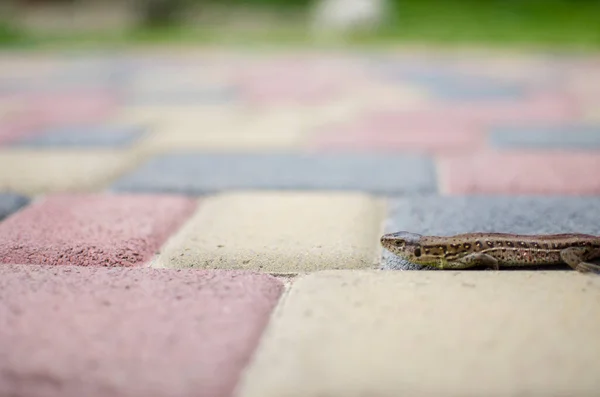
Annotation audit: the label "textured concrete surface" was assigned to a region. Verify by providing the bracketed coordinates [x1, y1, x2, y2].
[488, 124, 600, 149]
[0, 265, 283, 397]
[0, 149, 141, 194]
[10, 123, 147, 148]
[381, 195, 600, 270]
[110, 153, 437, 195]
[155, 192, 385, 273]
[236, 270, 600, 397]
[438, 152, 600, 195]
[0, 194, 197, 266]
[0, 193, 30, 221]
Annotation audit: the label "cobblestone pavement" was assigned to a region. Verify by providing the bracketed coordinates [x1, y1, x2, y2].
[1, 47, 600, 397]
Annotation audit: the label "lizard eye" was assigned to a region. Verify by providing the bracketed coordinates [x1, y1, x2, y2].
[414, 247, 422, 257]
[395, 240, 405, 247]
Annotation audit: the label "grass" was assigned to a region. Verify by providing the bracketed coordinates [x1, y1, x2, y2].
[2, 0, 600, 51]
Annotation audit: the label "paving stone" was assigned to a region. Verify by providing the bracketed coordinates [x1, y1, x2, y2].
[0, 265, 283, 397]
[10, 124, 148, 148]
[308, 113, 484, 153]
[488, 124, 600, 149]
[381, 195, 600, 270]
[236, 270, 600, 397]
[19, 89, 118, 127]
[0, 193, 30, 222]
[134, 111, 309, 154]
[438, 152, 600, 195]
[110, 153, 437, 195]
[154, 192, 385, 273]
[127, 87, 237, 106]
[373, 94, 576, 126]
[0, 149, 141, 195]
[0, 193, 197, 267]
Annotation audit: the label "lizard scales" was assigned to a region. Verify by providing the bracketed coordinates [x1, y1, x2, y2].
[380, 231, 600, 273]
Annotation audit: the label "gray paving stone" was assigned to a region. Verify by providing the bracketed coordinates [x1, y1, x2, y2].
[110, 153, 437, 195]
[0, 193, 30, 222]
[489, 124, 600, 149]
[10, 124, 147, 148]
[381, 195, 600, 270]
[127, 87, 237, 106]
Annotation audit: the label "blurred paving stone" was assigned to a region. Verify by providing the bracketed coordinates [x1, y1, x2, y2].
[154, 191, 384, 273]
[308, 113, 483, 153]
[438, 152, 600, 195]
[0, 150, 142, 195]
[381, 195, 600, 270]
[110, 153, 437, 195]
[10, 124, 148, 148]
[488, 124, 600, 149]
[18, 89, 119, 127]
[0, 193, 197, 267]
[236, 270, 600, 397]
[0, 193, 30, 222]
[127, 87, 237, 106]
[0, 265, 283, 397]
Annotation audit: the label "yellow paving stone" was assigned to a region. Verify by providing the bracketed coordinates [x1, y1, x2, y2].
[236, 270, 600, 397]
[154, 192, 386, 273]
[0, 149, 141, 195]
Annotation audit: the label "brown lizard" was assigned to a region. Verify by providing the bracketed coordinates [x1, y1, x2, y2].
[380, 231, 600, 273]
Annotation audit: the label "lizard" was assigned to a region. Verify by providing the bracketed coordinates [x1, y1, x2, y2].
[380, 231, 600, 273]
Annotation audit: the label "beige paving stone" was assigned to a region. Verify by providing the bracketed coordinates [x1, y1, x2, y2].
[235, 270, 600, 397]
[0, 149, 141, 195]
[135, 109, 314, 153]
[154, 192, 385, 273]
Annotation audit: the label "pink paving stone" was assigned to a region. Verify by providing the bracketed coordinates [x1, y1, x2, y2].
[309, 113, 484, 154]
[438, 150, 600, 195]
[0, 265, 284, 397]
[235, 59, 362, 105]
[17, 89, 119, 127]
[376, 93, 579, 126]
[0, 194, 197, 267]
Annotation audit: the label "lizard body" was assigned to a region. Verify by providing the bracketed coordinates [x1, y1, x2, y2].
[380, 231, 600, 273]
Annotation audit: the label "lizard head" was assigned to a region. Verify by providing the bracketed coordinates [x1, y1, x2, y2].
[380, 231, 424, 259]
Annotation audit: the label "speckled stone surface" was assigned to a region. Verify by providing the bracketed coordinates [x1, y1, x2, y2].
[381, 195, 600, 270]
[0, 193, 30, 221]
[488, 124, 600, 149]
[110, 153, 437, 195]
[155, 191, 385, 273]
[0, 194, 197, 267]
[236, 270, 600, 397]
[0, 265, 283, 397]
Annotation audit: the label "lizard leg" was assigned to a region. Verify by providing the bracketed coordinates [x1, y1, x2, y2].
[450, 252, 499, 270]
[560, 247, 600, 274]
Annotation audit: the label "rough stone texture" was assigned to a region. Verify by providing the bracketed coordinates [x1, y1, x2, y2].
[0, 265, 283, 397]
[0, 194, 197, 267]
[381, 195, 600, 270]
[10, 124, 148, 148]
[110, 153, 437, 195]
[236, 270, 600, 397]
[0, 149, 141, 195]
[155, 192, 385, 273]
[0, 193, 30, 221]
[438, 152, 600, 195]
[488, 123, 600, 149]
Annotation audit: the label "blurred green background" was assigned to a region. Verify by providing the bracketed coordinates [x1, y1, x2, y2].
[1, 0, 600, 49]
